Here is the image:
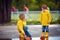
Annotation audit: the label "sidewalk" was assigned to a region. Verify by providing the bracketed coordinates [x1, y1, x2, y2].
[0, 24, 60, 39]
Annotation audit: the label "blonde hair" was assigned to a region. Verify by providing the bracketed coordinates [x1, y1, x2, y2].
[19, 14, 25, 19]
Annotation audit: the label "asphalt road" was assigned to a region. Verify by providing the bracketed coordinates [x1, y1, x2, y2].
[0, 24, 60, 39]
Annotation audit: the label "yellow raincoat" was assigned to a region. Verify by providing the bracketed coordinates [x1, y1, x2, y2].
[40, 10, 51, 26]
[17, 19, 26, 37]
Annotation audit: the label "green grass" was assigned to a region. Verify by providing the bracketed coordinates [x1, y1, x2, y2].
[11, 13, 59, 21]
[11, 13, 60, 24]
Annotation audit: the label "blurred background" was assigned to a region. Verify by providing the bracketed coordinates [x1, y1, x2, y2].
[11, 0, 60, 24]
[12, 0, 60, 11]
[0, 0, 60, 24]
[0, 0, 60, 40]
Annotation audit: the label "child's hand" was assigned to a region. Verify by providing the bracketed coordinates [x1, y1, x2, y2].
[22, 32, 25, 36]
[21, 31, 25, 35]
[19, 32, 25, 37]
[19, 30, 25, 35]
[18, 30, 20, 33]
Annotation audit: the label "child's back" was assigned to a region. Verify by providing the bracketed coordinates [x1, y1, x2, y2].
[40, 10, 51, 26]
[40, 4, 51, 40]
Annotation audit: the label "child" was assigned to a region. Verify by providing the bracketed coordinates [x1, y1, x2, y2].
[23, 5, 29, 19]
[23, 5, 32, 21]
[40, 4, 51, 40]
[17, 14, 32, 40]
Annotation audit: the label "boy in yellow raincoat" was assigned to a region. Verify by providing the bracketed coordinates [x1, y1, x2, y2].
[40, 4, 51, 40]
[17, 14, 32, 40]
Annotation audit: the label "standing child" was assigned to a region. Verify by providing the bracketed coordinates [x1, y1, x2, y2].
[17, 14, 32, 40]
[40, 4, 51, 40]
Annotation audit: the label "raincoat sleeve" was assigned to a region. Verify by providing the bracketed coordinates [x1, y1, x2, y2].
[40, 12, 42, 23]
[17, 21, 25, 34]
[48, 12, 51, 23]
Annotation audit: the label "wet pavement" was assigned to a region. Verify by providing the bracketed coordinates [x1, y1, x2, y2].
[12, 37, 60, 40]
[0, 24, 60, 40]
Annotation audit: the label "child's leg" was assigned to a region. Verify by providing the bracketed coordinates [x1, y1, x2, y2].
[25, 12, 29, 20]
[24, 26, 32, 40]
[26, 12, 32, 21]
[40, 26, 46, 40]
[42, 26, 46, 36]
[45, 26, 49, 40]
[45, 26, 49, 37]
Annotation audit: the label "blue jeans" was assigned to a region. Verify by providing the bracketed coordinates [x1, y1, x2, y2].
[23, 26, 32, 37]
[42, 26, 49, 32]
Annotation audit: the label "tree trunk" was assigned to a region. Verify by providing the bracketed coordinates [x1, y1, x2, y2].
[0, 0, 12, 24]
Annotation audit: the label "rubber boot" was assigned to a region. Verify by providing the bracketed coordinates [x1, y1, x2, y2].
[19, 33, 25, 40]
[45, 36, 48, 40]
[42, 32, 45, 36]
[40, 36, 45, 40]
[45, 32, 49, 40]
[19, 37, 25, 40]
[26, 36, 32, 40]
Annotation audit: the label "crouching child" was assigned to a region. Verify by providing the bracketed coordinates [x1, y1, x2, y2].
[17, 14, 32, 40]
